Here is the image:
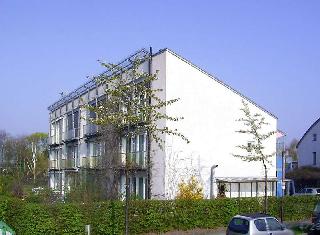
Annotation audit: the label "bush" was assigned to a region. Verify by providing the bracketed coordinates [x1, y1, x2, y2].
[176, 176, 204, 200]
[0, 195, 318, 234]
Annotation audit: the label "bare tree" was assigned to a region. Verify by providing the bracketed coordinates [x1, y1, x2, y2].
[233, 100, 275, 213]
[0, 130, 8, 169]
[86, 55, 189, 234]
[286, 138, 298, 161]
[166, 151, 201, 199]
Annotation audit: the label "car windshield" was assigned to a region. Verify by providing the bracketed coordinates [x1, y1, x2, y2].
[266, 218, 283, 231]
[228, 218, 249, 234]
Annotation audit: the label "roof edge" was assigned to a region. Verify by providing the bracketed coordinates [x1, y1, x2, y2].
[297, 117, 320, 148]
[161, 48, 277, 119]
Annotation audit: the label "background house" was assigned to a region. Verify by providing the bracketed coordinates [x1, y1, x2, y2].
[297, 118, 320, 167]
[48, 48, 278, 199]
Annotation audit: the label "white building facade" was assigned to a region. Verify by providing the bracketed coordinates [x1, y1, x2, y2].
[48, 48, 278, 199]
[297, 118, 320, 167]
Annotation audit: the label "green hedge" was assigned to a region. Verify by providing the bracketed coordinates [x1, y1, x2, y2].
[0, 196, 318, 234]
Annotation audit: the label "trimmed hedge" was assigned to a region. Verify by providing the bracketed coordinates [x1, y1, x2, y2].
[0, 196, 318, 234]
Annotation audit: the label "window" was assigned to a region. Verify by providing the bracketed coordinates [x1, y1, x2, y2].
[67, 113, 73, 130]
[139, 134, 146, 166]
[313, 134, 317, 141]
[266, 218, 283, 231]
[313, 152, 317, 165]
[254, 219, 267, 231]
[73, 111, 79, 129]
[50, 123, 54, 137]
[247, 141, 254, 153]
[228, 218, 249, 234]
[138, 177, 144, 198]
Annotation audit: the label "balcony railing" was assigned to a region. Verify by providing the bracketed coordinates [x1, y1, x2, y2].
[60, 158, 76, 169]
[81, 156, 101, 169]
[120, 151, 146, 169]
[83, 124, 99, 136]
[49, 135, 63, 145]
[49, 159, 59, 169]
[64, 128, 79, 141]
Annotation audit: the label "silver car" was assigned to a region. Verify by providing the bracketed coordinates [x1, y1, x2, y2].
[226, 213, 293, 235]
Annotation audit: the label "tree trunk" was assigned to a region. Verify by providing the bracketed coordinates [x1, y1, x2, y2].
[264, 164, 268, 214]
[125, 127, 130, 235]
[125, 163, 129, 235]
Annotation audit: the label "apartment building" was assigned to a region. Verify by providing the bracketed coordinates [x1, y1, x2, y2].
[48, 48, 278, 199]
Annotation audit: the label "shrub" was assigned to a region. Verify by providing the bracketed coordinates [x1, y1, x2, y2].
[176, 176, 204, 200]
[0, 195, 318, 234]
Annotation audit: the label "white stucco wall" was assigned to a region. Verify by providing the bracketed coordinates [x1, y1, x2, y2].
[151, 50, 277, 199]
[149, 51, 167, 199]
[297, 120, 320, 167]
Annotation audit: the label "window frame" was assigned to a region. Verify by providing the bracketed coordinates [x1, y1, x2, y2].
[313, 134, 317, 141]
[254, 218, 267, 231]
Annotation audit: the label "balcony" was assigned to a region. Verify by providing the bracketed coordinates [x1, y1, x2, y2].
[60, 158, 76, 169]
[49, 159, 59, 170]
[81, 156, 101, 169]
[120, 151, 147, 169]
[64, 128, 79, 141]
[49, 135, 63, 146]
[83, 124, 99, 137]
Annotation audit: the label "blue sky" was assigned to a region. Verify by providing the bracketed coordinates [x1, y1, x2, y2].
[0, 1, 319, 142]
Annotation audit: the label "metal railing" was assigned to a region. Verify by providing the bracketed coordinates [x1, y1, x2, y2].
[83, 124, 99, 136]
[60, 159, 76, 169]
[81, 156, 101, 169]
[64, 128, 79, 141]
[49, 159, 59, 169]
[120, 151, 146, 169]
[48, 48, 150, 112]
[49, 134, 63, 145]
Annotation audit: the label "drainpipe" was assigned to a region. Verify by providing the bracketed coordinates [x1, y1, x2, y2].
[210, 165, 218, 199]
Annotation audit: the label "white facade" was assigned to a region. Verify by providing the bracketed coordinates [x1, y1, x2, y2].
[48, 48, 278, 199]
[150, 49, 277, 199]
[297, 118, 320, 167]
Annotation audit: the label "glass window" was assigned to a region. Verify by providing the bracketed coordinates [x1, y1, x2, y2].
[67, 113, 73, 130]
[138, 177, 144, 199]
[132, 177, 136, 196]
[254, 219, 267, 231]
[139, 134, 145, 166]
[73, 111, 79, 129]
[50, 123, 54, 137]
[247, 141, 254, 152]
[228, 218, 249, 234]
[266, 218, 282, 231]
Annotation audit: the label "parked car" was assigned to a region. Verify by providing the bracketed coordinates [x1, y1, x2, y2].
[309, 215, 320, 235]
[312, 202, 320, 223]
[226, 213, 293, 235]
[294, 188, 320, 196]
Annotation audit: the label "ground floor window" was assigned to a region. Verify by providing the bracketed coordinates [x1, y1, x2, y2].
[218, 180, 277, 198]
[120, 173, 147, 199]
